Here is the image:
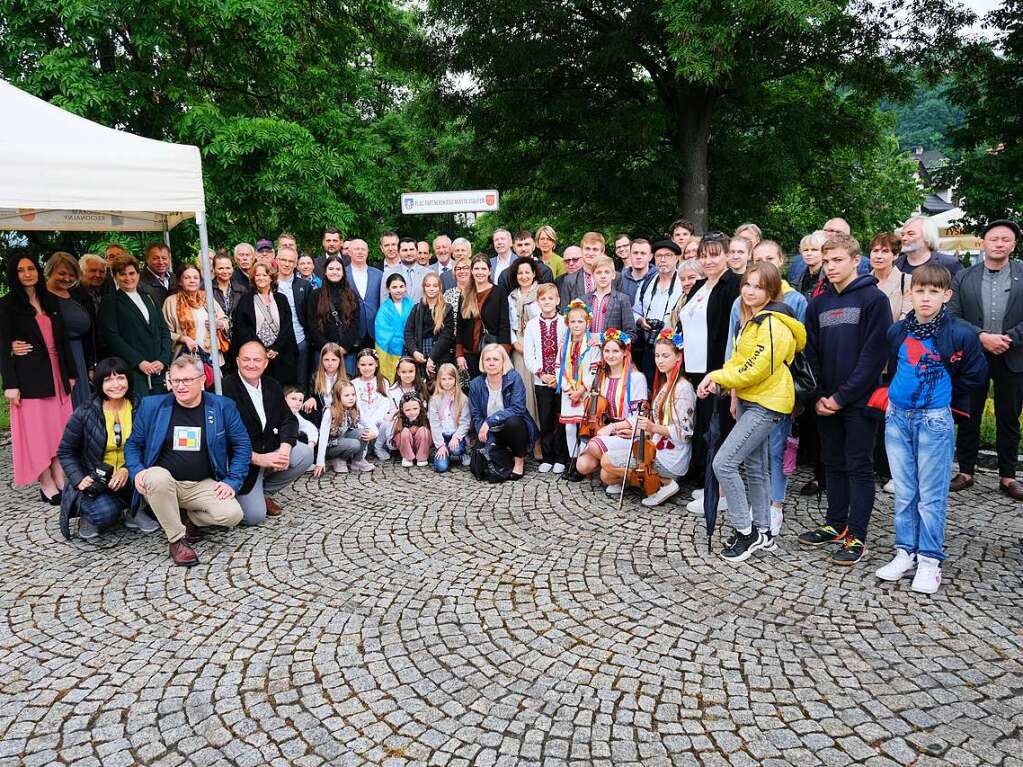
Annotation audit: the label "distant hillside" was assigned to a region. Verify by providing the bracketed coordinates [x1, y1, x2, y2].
[882, 80, 965, 157]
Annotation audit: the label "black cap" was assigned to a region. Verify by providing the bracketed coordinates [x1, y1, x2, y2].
[651, 239, 681, 255]
[981, 219, 1020, 238]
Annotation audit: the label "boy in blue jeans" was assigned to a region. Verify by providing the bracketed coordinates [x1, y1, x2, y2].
[876, 263, 987, 593]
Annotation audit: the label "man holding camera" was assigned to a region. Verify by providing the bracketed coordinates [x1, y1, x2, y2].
[125, 355, 251, 566]
[633, 240, 686, 385]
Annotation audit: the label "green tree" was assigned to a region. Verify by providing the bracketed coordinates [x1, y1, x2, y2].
[0, 0, 439, 253]
[942, 0, 1023, 227]
[429, 0, 972, 233]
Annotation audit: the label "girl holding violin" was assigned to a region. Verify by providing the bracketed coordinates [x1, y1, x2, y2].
[599, 329, 696, 507]
[557, 300, 599, 470]
[569, 328, 648, 481]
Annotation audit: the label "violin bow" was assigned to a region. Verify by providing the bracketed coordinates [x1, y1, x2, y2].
[617, 402, 644, 513]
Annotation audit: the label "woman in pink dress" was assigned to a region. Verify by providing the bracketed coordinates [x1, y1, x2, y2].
[0, 253, 75, 504]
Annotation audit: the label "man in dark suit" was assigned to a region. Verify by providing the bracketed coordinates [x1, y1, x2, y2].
[275, 244, 313, 389]
[232, 242, 254, 294]
[948, 219, 1023, 499]
[138, 243, 177, 308]
[314, 227, 347, 276]
[345, 238, 383, 354]
[497, 231, 555, 294]
[223, 341, 314, 524]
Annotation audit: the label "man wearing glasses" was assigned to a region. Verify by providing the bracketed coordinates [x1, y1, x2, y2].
[788, 217, 870, 283]
[126, 355, 251, 567]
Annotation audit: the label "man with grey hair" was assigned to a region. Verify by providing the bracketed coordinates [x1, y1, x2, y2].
[77, 254, 107, 309]
[125, 354, 251, 566]
[432, 235, 453, 278]
[232, 242, 255, 294]
[896, 215, 962, 276]
[789, 217, 869, 282]
[490, 229, 515, 280]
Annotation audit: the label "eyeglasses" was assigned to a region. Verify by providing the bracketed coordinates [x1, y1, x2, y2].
[168, 375, 203, 387]
[563, 257, 582, 264]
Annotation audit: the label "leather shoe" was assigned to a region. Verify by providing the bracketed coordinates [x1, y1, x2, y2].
[265, 496, 283, 516]
[169, 539, 199, 567]
[798, 480, 819, 497]
[180, 511, 203, 543]
[949, 473, 974, 492]
[999, 479, 1023, 501]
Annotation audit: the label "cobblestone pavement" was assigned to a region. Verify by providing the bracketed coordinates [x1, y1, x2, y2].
[0, 447, 1021, 767]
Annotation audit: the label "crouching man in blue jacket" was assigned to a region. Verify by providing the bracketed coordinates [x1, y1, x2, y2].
[125, 354, 251, 567]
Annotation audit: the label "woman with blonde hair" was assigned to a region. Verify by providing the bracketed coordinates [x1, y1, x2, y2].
[535, 225, 565, 278]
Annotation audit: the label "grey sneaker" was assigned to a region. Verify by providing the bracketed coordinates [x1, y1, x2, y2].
[78, 517, 99, 541]
[133, 508, 161, 534]
[374, 446, 391, 461]
[350, 458, 375, 472]
[123, 510, 139, 530]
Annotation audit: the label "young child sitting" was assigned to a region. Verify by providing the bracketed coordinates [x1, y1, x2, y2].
[315, 382, 376, 475]
[393, 392, 432, 467]
[428, 363, 471, 472]
[283, 385, 318, 451]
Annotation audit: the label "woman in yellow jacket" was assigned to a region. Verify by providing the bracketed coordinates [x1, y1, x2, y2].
[696, 262, 806, 563]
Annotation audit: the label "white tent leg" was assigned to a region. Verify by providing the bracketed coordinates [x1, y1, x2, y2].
[163, 227, 171, 248]
[197, 211, 222, 393]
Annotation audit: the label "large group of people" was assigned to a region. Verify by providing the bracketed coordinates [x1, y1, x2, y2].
[2, 214, 1019, 591]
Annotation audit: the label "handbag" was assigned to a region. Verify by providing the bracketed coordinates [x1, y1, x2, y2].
[766, 315, 818, 404]
[468, 441, 514, 483]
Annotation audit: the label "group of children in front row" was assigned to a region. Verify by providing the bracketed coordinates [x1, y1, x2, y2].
[281, 252, 985, 595]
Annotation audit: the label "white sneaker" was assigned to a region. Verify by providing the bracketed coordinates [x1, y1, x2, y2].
[641, 480, 680, 507]
[911, 556, 941, 594]
[606, 483, 623, 495]
[552, 463, 566, 474]
[686, 496, 727, 514]
[331, 458, 348, 473]
[416, 460, 429, 467]
[769, 505, 783, 537]
[538, 463, 552, 473]
[882, 479, 895, 494]
[401, 458, 414, 468]
[461, 454, 471, 467]
[691, 488, 704, 500]
[876, 549, 917, 581]
[350, 458, 375, 472]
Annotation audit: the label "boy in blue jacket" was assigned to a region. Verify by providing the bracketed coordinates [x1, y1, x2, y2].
[875, 263, 986, 593]
[798, 234, 893, 564]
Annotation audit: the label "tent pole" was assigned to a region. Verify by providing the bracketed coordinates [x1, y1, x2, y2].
[162, 226, 171, 249]
[196, 210, 222, 394]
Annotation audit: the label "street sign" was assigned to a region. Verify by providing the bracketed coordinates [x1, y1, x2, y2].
[400, 190, 499, 215]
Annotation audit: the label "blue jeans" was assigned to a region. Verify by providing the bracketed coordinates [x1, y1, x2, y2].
[713, 401, 783, 532]
[433, 433, 468, 472]
[768, 416, 791, 504]
[885, 405, 954, 561]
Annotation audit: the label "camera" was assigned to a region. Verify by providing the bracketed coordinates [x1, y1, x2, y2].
[645, 319, 665, 333]
[84, 463, 114, 496]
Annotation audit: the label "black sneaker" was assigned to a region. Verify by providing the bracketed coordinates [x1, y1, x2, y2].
[797, 524, 848, 547]
[760, 530, 777, 552]
[721, 529, 765, 563]
[832, 536, 866, 565]
[798, 480, 819, 496]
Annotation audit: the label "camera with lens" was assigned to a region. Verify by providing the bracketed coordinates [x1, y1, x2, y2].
[645, 319, 665, 333]
[84, 463, 114, 496]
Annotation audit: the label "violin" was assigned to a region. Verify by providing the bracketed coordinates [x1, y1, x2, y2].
[625, 401, 663, 497]
[579, 370, 609, 439]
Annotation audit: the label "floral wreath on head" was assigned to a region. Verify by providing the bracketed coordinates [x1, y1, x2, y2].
[356, 347, 379, 360]
[599, 327, 632, 347]
[562, 298, 592, 321]
[655, 327, 685, 350]
[652, 330, 686, 425]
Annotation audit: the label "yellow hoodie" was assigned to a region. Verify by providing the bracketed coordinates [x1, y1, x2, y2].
[709, 305, 807, 414]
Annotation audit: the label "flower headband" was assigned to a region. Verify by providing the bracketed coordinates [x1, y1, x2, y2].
[399, 391, 424, 406]
[599, 327, 632, 347]
[656, 327, 684, 349]
[356, 348, 379, 360]
[562, 298, 592, 320]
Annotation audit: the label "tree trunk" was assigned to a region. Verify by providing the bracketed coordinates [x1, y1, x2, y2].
[675, 90, 715, 232]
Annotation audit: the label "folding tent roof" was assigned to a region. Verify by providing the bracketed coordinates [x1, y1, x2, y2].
[0, 78, 205, 231]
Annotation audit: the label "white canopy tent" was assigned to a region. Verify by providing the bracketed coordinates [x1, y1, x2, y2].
[0, 78, 222, 390]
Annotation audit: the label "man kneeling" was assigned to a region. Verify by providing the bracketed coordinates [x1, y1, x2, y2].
[125, 355, 251, 566]
[223, 340, 314, 523]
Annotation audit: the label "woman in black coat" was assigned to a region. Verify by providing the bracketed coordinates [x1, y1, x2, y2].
[404, 271, 455, 380]
[57, 357, 143, 540]
[0, 252, 76, 502]
[455, 255, 511, 379]
[97, 255, 172, 398]
[231, 263, 297, 385]
[306, 255, 361, 375]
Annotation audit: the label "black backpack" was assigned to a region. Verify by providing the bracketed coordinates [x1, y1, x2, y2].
[469, 441, 515, 483]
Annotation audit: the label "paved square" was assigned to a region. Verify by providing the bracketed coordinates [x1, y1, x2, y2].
[0, 446, 1021, 766]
